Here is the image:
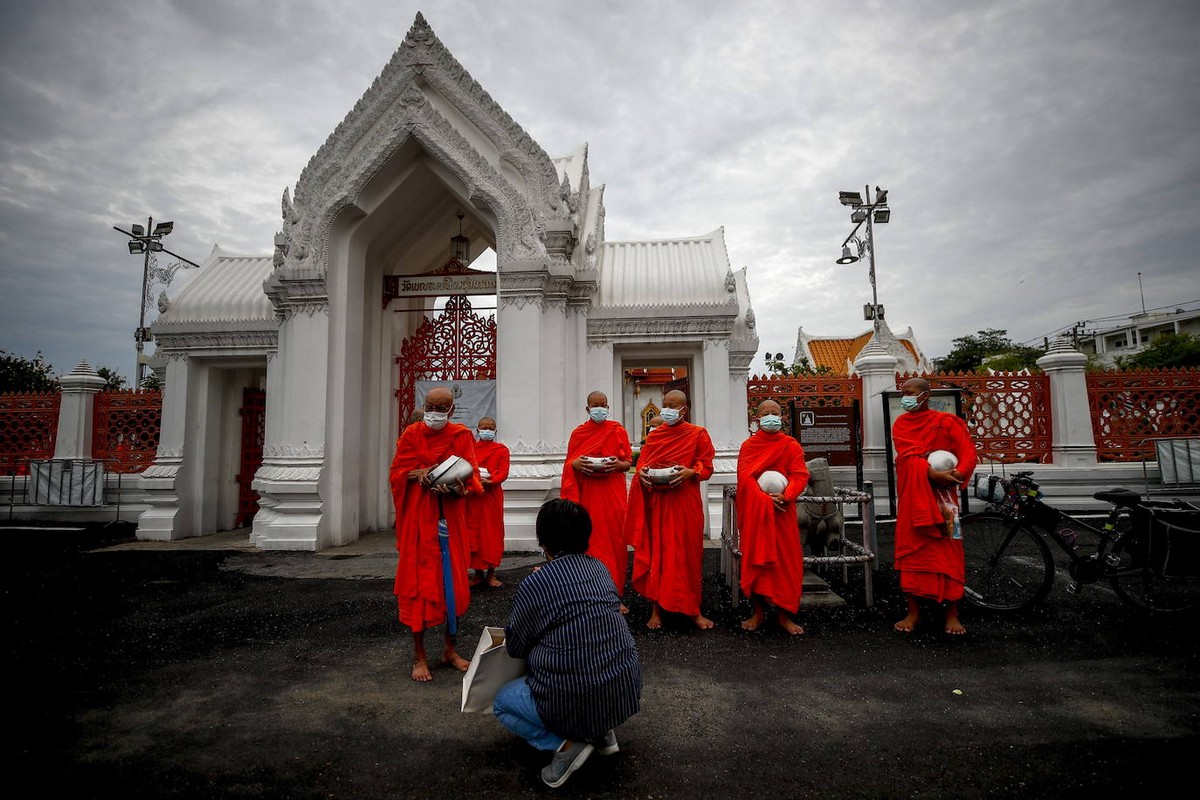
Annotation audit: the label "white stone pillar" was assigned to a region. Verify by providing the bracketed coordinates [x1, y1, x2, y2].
[137, 353, 191, 540]
[853, 339, 900, 475]
[1036, 337, 1098, 467]
[252, 305, 329, 550]
[52, 360, 107, 459]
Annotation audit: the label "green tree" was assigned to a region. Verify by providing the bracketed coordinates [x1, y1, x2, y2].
[0, 349, 59, 392]
[763, 351, 832, 377]
[1115, 332, 1200, 369]
[140, 371, 164, 391]
[95, 366, 128, 391]
[936, 328, 1043, 373]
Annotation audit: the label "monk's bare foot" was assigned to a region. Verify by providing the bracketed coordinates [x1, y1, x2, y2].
[741, 613, 765, 631]
[692, 614, 715, 630]
[893, 614, 918, 633]
[777, 614, 804, 636]
[487, 577, 503, 588]
[619, 604, 630, 615]
[412, 659, 433, 682]
[443, 649, 470, 672]
[646, 611, 663, 630]
[945, 615, 967, 635]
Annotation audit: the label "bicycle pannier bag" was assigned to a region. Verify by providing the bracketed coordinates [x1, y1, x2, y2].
[1146, 509, 1200, 578]
[973, 474, 1006, 504]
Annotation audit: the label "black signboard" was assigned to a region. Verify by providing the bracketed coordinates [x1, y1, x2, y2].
[789, 401, 862, 487]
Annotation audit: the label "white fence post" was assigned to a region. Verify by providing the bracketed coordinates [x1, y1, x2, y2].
[853, 339, 900, 475]
[52, 361, 108, 460]
[1036, 337, 1098, 467]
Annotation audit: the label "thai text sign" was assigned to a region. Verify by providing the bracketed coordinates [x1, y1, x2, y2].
[393, 274, 496, 298]
[793, 406, 858, 467]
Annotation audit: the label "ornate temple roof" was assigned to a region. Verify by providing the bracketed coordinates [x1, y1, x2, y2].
[596, 227, 739, 310]
[796, 320, 929, 375]
[154, 245, 276, 329]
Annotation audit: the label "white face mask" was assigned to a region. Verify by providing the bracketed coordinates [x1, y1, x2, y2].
[900, 394, 924, 413]
[424, 411, 449, 430]
[477, 429, 495, 441]
[588, 406, 609, 423]
[759, 414, 783, 433]
[660, 407, 683, 425]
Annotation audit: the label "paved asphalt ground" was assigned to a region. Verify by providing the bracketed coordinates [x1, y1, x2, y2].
[8, 519, 1199, 799]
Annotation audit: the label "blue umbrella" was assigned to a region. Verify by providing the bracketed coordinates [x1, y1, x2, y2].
[437, 494, 458, 636]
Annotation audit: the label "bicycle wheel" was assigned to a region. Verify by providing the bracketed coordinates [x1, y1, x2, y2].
[960, 512, 1054, 611]
[1109, 538, 1200, 614]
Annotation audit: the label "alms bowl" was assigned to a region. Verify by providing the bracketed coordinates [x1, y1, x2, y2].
[927, 450, 958, 472]
[429, 455, 473, 487]
[643, 466, 683, 485]
[757, 470, 787, 494]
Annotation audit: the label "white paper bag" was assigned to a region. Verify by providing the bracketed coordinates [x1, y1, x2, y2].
[461, 626, 526, 713]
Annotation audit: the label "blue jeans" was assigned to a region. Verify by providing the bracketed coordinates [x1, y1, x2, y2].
[493, 677, 564, 752]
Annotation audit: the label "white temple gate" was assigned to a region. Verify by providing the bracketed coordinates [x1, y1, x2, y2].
[140, 14, 759, 550]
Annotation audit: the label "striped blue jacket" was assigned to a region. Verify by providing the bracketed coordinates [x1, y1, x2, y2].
[505, 553, 642, 741]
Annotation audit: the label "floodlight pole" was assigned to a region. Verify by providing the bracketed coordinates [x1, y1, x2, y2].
[135, 216, 153, 385]
[837, 185, 889, 337]
[112, 216, 200, 387]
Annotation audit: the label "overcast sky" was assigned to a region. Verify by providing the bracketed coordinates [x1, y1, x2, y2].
[2, 0, 1198, 383]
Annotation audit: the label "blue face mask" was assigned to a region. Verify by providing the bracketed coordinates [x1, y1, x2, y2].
[588, 406, 609, 423]
[478, 429, 495, 441]
[660, 407, 683, 425]
[759, 414, 783, 433]
[900, 394, 924, 412]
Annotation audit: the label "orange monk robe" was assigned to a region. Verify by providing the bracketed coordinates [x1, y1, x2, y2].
[625, 421, 715, 616]
[467, 439, 510, 570]
[389, 422, 482, 632]
[560, 419, 633, 594]
[891, 408, 977, 602]
[736, 430, 811, 614]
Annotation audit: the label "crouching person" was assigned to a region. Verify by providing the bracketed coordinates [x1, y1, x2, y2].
[493, 498, 642, 788]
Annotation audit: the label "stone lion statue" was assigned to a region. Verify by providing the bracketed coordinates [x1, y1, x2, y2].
[796, 457, 844, 557]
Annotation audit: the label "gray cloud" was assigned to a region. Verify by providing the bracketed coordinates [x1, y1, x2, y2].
[1, 0, 1198, 381]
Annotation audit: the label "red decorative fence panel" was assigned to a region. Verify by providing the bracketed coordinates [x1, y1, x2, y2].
[0, 392, 60, 475]
[746, 375, 863, 430]
[396, 295, 497, 426]
[901, 372, 1052, 463]
[1086, 368, 1200, 462]
[92, 390, 162, 474]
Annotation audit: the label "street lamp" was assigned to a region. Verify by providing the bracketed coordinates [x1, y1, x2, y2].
[834, 185, 891, 334]
[112, 217, 200, 387]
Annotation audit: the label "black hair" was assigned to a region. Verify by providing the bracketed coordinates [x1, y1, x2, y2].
[536, 498, 592, 557]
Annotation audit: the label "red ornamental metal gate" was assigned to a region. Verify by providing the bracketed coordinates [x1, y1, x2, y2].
[235, 387, 266, 528]
[396, 295, 497, 425]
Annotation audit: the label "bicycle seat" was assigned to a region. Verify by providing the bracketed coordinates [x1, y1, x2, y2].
[1092, 488, 1143, 507]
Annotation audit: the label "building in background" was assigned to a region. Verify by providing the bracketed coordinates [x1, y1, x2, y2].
[1074, 306, 1200, 367]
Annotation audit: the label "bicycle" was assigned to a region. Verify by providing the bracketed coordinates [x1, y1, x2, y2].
[961, 470, 1200, 614]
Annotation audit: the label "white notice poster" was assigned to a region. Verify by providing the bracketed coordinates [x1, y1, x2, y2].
[415, 380, 497, 430]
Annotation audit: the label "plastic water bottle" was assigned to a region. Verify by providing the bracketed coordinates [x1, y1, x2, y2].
[951, 512, 962, 540]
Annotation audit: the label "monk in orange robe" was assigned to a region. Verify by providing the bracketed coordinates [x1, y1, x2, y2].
[468, 416, 509, 588]
[561, 390, 633, 610]
[891, 377, 977, 635]
[625, 390, 716, 630]
[389, 386, 482, 681]
[737, 399, 810, 635]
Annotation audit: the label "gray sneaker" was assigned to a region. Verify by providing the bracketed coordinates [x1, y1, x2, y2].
[591, 729, 619, 755]
[541, 741, 595, 788]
